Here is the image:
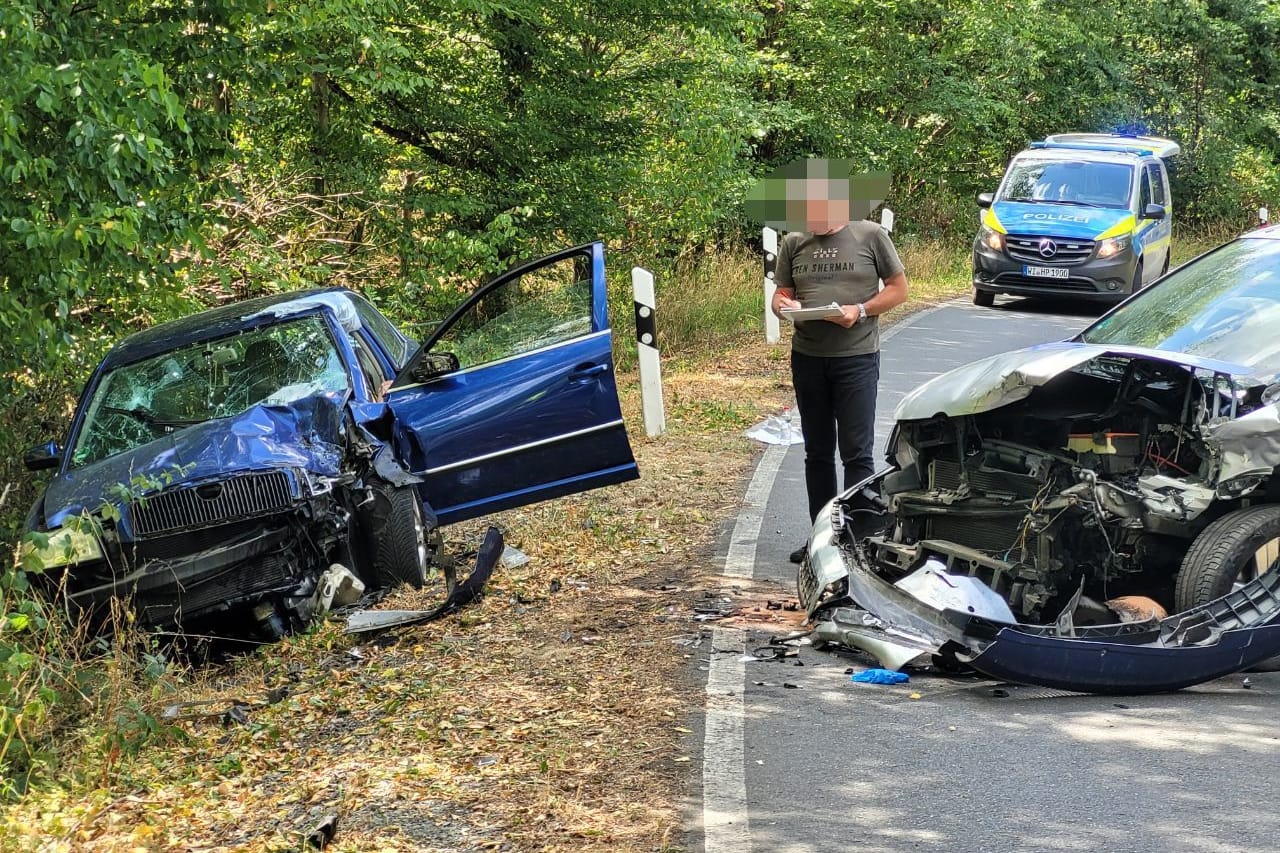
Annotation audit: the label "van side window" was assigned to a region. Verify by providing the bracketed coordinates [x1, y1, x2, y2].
[1150, 162, 1167, 205]
[1140, 166, 1153, 210]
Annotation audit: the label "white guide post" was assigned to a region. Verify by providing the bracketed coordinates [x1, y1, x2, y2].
[763, 226, 780, 344]
[878, 208, 894, 292]
[632, 266, 666, 438]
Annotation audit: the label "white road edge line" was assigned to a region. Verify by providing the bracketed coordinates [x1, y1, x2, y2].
[702, 299, 956, 853]
[703, 625, 749, 853]
[722, 443, 786, 580]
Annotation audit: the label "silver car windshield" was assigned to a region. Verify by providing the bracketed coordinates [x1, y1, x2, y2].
[71, 316, 349, 468]
[1001, 158, 1133, 209]
[1081, 238, 1280, 377]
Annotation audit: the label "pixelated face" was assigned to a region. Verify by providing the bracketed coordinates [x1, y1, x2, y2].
[747, 160, 891, 233]
[794, 178, 851, 234]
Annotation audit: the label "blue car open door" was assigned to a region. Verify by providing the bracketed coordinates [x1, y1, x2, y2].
[386, 242, 638, 525]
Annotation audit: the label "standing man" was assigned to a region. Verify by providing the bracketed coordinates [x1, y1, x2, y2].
[772, 174, 908, 563]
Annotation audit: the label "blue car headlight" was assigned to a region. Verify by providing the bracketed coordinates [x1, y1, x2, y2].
[19, 525, 105, 571]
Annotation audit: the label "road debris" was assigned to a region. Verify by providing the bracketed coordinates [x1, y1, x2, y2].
[344, 527, 502, 634]
[851, 669, 910, 685]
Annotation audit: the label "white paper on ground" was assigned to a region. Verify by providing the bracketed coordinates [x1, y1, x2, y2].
[745, 410, 804, 445]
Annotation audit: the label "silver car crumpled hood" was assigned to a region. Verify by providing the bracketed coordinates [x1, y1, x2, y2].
[894, 341, 1258, 422]
[1205, 402, 1280, 483]
[892, 339, 1280, 489]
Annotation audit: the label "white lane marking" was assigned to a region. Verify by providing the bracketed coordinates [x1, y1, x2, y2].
[704, 626, 750, 853]
[722, 443, 786, 579]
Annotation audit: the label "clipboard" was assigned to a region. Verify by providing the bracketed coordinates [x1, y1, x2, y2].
[780, 302, 843, 322]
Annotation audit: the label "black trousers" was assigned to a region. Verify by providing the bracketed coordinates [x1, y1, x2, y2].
[791, 349, 880, 522]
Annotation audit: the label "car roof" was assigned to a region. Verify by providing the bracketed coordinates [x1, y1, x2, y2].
[1013, 147, 1143, 166]
[1042, 133, 1181, 158]
[103, 287, 354, 369]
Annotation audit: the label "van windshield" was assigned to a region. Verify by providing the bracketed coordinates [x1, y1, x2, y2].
[1000, 158, 1133, 209]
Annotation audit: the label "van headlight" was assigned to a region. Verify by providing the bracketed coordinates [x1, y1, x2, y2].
[1096, 234, 1132, 259]
[977, 224, 1004, 251]
[19, 526, 105, 571]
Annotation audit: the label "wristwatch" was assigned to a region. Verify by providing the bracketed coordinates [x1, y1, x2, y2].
[856, 303, 868, 322]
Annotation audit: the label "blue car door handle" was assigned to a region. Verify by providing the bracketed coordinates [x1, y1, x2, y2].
[569, 362, 609, 382]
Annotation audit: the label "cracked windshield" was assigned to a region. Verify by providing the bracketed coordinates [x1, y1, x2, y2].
[71, 317, 348, 467]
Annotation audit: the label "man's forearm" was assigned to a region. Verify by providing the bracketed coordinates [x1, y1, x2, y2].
[861, 274, 908, 316]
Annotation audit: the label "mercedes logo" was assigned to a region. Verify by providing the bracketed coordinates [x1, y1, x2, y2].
[1038, 238, 1058, 258]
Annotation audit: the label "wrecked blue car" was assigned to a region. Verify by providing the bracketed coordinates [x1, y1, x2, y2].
[22, 243, 637, 640]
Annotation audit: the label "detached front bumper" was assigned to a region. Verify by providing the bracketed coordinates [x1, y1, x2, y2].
[799, 489, 1280, 694]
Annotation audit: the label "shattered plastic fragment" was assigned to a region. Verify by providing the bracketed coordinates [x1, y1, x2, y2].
[500, 544, 531, 569]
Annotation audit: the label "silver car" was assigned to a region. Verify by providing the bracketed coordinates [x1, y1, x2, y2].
[801, 227, 1280, 693]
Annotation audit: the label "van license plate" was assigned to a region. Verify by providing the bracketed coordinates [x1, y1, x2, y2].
[1023, 265, 1069, 279]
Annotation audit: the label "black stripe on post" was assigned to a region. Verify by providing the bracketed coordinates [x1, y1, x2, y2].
[634, 301, 657, 348]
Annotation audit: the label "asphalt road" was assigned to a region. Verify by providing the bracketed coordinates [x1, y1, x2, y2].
[699, 296, 1280, 853]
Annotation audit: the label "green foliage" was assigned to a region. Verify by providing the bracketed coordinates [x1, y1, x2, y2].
[0, 1, 249, 392]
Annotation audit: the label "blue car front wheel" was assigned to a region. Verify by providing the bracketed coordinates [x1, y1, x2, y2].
[372, 487, 430, 589]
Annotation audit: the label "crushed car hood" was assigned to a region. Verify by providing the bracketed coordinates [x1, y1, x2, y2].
[894, 341, 1258, 422]
[44, 393, 347, 528]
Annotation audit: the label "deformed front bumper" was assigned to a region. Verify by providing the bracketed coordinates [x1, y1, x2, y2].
[799, 492, 1280, 694]
[66, 521, 323, 633]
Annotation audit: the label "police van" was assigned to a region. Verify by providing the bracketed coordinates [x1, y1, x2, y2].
[972, 133, 1179, 307]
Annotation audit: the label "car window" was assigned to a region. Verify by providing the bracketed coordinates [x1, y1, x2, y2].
[350, 332, 388, 398]
[348, 293, 416, 368]
[429, 252, 594, 370]
[1001, 158, 1133, 208]
[1140, 166, 1153, 209]
[71, 317, 349, 467]
[1081, 238, 1280, 376]
[1150, 162, 1167, 205]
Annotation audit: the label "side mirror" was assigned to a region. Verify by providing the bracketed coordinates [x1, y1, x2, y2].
[976, 192, 995, 209]
[1142, 203, 1167, 220]
[24, 441, 62, 471]
[411, 352, 461, 383]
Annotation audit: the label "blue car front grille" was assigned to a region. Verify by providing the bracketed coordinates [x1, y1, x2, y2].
[131, 470, 295, 538]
